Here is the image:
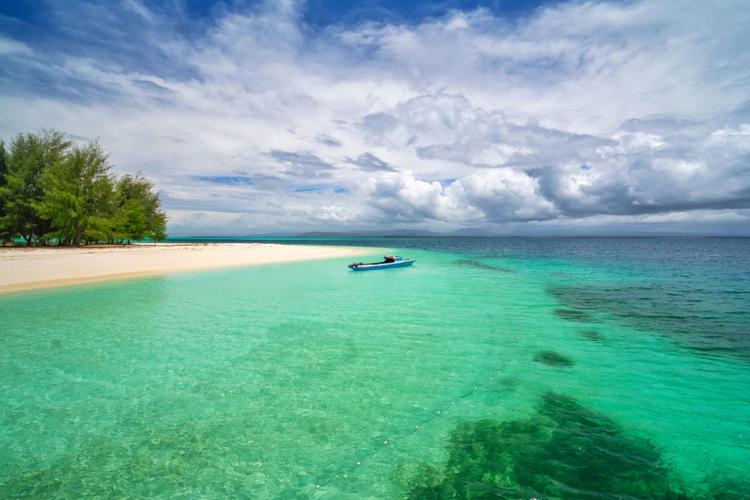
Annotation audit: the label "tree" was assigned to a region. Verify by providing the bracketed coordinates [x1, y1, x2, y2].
[115, 174, 168, 242]
[119, 199, 148, 242]
[149, 212, 168, 242]
[0, 141, 8, 243]
[38, 140, 116, 246]
[1, 129, 167, 246]
[0, 140, 7, 183]
[0, 130, 71, 245]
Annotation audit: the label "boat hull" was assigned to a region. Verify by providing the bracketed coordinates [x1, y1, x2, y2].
[349, 259, 416, 271]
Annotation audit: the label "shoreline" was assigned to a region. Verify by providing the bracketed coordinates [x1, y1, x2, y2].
[0, 243, 368, 294]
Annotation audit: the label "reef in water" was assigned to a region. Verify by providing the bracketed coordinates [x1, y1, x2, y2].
[454, 259, 515, 273]
[580, 329, 605, 341]
[396, 393, 717, 500]
[534, 350, 574, 367]
[547, 283, 750, 362]
[554, 308, 597, 323]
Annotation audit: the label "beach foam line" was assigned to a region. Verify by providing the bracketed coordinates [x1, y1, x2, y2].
[0, 243, 368, 293]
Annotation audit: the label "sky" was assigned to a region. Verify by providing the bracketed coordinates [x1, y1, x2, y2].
[1, 0, 749, 236]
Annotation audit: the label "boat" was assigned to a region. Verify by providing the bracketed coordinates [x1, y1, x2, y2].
[348, 255, 416, 271]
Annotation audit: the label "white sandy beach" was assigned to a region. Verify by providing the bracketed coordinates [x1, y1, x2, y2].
[0, 243, 366, 293]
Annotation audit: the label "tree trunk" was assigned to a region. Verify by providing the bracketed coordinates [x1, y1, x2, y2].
[75, 227, 82, 247]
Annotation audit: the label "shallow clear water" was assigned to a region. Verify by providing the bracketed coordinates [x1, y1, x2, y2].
[1, 238, 749, 499]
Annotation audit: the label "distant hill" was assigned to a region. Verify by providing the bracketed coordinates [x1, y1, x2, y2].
[294, 229, 454, 238]
[173, 228, 737, 240]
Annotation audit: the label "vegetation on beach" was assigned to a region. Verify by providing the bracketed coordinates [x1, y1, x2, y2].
[0, 130, 167, 246]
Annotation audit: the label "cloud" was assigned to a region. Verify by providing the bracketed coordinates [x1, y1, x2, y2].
[251, 173, 288, 191]
[268, 150, 336, 178]
[0, 37, 33, 56]
[362, 171, 480, 223]
[122, 0, 154, 23]
[131, 79, 175, 94]
[362, 168, 555, 224]
[1, 0, 749, 235]
[315, 134, 342, 147]
[365, 93, 613, 167]
[362, 113, 400, 137]
[344, 152, 397, 172]
[358, 109, 750, 225]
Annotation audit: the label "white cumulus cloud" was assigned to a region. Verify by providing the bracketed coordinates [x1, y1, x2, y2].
[1, 0, 749, 235]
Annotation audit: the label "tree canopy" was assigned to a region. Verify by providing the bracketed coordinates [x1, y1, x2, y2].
[0, 130, 167, 246]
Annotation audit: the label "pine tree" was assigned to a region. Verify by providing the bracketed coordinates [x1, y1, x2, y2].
[39, 140, 116, 246]
[1, 130, 167, 246]
[0, 141, 8, 244]
[0, 130, 71, 245]
[115, 174, 168, 243]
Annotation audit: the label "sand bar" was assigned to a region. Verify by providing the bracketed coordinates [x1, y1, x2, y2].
[0, 243, 367, 293]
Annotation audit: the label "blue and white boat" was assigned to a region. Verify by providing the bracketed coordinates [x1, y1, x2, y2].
[348, 255, 416, 271]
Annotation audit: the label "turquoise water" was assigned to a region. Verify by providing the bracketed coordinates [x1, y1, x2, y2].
[1, 239, 749, 499]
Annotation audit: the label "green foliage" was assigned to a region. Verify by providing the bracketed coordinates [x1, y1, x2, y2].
[149, 212, 168, 242]
[0, 130, 71, 245]
[0, 140, 7, 184]
[121, 199, 148, 241]
[39, 141, 117, 246]
[0, 129, 167, 246]
[0, 140, 8, 242]
[115, 174, 168, 242]
[400, 393, 711, 500]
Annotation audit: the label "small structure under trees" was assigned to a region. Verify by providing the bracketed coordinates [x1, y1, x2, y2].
[0, 130, 167, 246]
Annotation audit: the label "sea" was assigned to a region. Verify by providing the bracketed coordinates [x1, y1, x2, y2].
[1, 237, 748, 499]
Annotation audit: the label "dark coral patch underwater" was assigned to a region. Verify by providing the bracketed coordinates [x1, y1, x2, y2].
[547, 282, 750, 362]
[580, 329, 605, 341]
[534, 350, 574, 367]
[395, 393, 742, 500]
[554, 308, 598, 323]
[454, 259, 515, 273]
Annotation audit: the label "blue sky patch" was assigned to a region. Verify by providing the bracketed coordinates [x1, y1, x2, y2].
[193, 176, 254, 186]
[294, 186, 348, 193]
[302, 0, 572, 28]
